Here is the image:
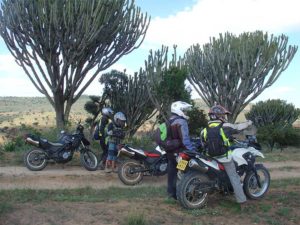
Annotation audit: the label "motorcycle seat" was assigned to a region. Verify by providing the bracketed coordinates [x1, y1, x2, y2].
[40, 138, 63, 147]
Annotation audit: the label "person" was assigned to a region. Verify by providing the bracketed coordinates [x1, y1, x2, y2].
[105, 111, 126, 173]
[200, 104, 253, 206]
[167, 101, 196, 200]
[96, 107, 114, 170]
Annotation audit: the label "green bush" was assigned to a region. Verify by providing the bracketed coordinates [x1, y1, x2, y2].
[187, 105, 208, 137]
[246, 99, 300, 151]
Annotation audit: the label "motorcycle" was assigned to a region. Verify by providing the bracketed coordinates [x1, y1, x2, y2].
[24, 122, 98, 171]
[176, 135, 270, 209]
[117, 144, 168, 185]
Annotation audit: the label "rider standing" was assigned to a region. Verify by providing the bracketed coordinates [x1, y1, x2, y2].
[167, 101, 196, 200]
[201, 105, 253, 205]
[105, 112, 126, 173]
[96, 107, 114, 169]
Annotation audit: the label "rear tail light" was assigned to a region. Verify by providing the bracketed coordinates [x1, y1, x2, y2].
[179, 152, 190, 160]
[218, 163, 225, 171]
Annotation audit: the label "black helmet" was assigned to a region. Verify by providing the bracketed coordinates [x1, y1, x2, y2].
[208, 105, 231, 122]
[76, 124, 84, 133]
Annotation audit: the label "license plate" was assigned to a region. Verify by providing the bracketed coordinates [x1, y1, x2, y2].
[177, 159, 188, 171]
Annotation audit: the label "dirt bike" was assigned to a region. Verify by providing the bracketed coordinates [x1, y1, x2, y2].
[117, 144, 168, 185]
[24, 122, 98, 171]
[176, 135, 270, 209]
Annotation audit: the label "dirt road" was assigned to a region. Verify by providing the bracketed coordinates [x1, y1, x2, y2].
[1, 161, 300, 190]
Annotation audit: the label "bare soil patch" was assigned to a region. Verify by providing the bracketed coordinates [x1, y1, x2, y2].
[1, 161, 300, 190]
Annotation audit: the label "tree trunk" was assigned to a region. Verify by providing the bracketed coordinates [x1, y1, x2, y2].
[54, 94, 65, 130]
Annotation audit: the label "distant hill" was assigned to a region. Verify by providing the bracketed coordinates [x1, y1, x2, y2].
[0, 95, 90, 114]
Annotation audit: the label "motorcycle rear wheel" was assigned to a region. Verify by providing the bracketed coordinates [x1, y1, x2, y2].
[176, 170, 209, 209]
[24, 149, 48, 171]
[80, 149, 98, 171]
[243, 164, 270, 200]
[118, 159, 144, 185]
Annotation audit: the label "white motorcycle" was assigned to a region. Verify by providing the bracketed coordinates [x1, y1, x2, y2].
[176, 135, 270, 209]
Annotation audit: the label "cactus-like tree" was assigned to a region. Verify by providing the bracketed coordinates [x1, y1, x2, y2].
[98, 69, 156, 136]
[0, 0, 150, 128]
[185, 31, 298, 122]
[245, 99, 300, 150]
[144, 45, 189, 122]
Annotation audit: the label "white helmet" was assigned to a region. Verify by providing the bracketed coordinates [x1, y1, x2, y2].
[102, 107, 114, 117]
[171, 101, 192, 120]
[114, 112, 126, 127]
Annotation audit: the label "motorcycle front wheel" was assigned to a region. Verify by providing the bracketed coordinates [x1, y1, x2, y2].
[176, 170, 209, 209]
[118, 159, 144, 185]
[80, 149, 98, 171]
[24, 149, 48, 171]
[243, 164, 270, 200]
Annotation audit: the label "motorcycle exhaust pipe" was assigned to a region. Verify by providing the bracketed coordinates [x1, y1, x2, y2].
[118, 148, 135, 157]
[25, 137, 40, 147]
[189, 159, 208, 173]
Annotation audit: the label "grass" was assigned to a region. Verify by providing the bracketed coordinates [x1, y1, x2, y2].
[260, 146, 300, 162]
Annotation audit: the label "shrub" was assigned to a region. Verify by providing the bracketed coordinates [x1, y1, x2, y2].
[246, 99, 300, 151]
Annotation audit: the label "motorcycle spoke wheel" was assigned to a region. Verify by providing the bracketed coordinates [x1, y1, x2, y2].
[177, 171, 208, 209]
[244, 164, 270, 199]
[118, 160, 144, 185]
[24, 149, 47, 171]
[80, 150, 98, 171]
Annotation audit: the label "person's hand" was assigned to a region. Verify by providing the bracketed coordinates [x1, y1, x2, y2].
[247, 120, 253, 126]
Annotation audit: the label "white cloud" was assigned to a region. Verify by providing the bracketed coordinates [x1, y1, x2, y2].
[0, 55, 24, 75]
[144, 0, 300, 50]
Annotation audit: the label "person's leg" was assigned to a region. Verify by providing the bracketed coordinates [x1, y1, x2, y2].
[167, 156, 177, 199]
[223, 160, 247, 203]
[106, 142, 115, 173]
[99, 139, 108, 166]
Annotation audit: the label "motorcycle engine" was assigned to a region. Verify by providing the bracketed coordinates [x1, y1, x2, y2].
[159, 163, 168, 172]
[62, 151, 71, 159]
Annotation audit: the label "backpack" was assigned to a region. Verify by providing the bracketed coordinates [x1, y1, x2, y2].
[155, 117, 181, 152]
[205, 123, 229, 157]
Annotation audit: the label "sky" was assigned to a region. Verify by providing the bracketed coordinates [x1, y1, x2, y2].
[0, 0, 299, 107]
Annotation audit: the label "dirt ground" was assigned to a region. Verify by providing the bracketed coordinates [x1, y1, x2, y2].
[1, 161, 300, 225]
[1, 161, 300, 190]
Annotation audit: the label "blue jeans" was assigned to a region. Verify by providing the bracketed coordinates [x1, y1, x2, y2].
[107, 142, 117, 161]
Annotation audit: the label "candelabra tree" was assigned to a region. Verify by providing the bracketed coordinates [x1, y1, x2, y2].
[185, 31, 298, 122]
[245, 99, 300, 150]
[0, 0, 150, 128]
[98, 69, 157, 136]
[144, 45, 190, 122]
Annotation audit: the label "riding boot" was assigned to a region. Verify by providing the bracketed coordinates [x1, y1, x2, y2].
[105, 160, 112, 173]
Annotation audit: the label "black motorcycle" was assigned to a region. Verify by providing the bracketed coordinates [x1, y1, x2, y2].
[176, 135, 270, 209]
[24, 122, 98, 171]
[117, 144, 168, 185]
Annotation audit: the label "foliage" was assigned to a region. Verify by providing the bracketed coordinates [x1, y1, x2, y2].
[98, 70, 156, 136]
[0, 0, 150, 129]
[185, 31, 298, 122]
[144, 45, 189, 121]
[187, 106, 208, 137]
[84, 95, 108, 134]
[246, 99, 300, 150]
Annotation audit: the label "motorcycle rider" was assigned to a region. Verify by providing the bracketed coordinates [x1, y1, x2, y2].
[201, 104, 253, 206]
[167, 101, 196, 200]
[105, 111, 126, 173]
[95, 107, 114, 170]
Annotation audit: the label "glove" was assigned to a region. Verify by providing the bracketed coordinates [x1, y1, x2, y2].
[247, 120, 253, 126]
